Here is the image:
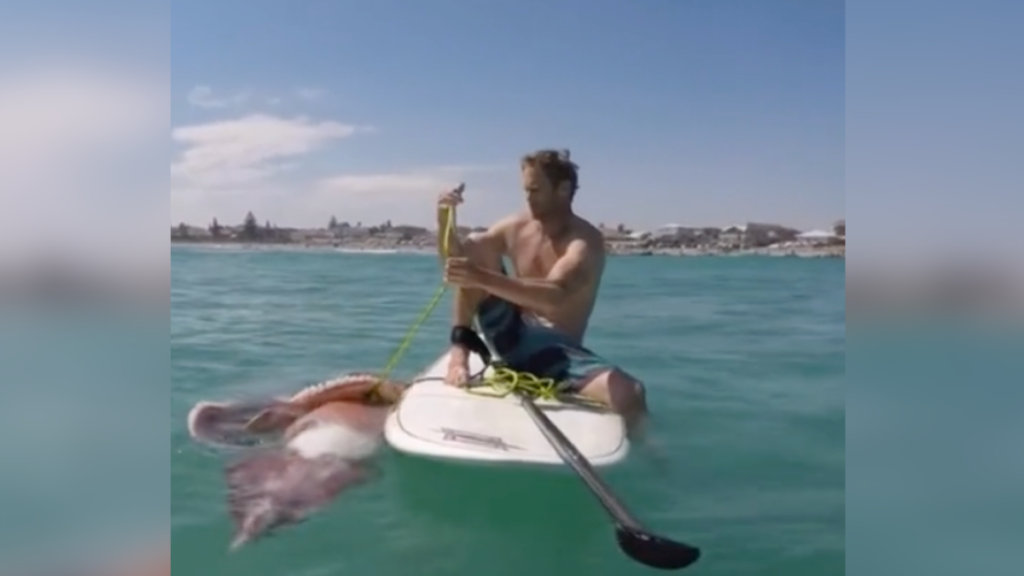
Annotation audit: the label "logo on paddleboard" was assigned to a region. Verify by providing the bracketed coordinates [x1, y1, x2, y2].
[437, 427, 520, 451]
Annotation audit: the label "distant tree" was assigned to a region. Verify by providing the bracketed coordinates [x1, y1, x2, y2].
[177, 223, 189, 238]
[242, 211, 259, 239]
[356, 221, 362, 228]
[385, 219, 392, 229]
[328, 216, 338, 230]
[616, 223, 626, 233]
[209, 218, 222, 238]
[833, 220, 845, 237]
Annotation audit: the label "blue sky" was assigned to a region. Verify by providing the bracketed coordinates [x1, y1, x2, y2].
[4, 0, 1019, 264]
[845, 0, 1022, 262]
[170, 0, 844, 230]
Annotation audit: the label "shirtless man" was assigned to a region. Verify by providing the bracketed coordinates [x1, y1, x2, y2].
[438, 149, 647, 431]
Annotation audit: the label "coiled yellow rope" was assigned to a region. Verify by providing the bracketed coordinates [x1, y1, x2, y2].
[465, 366, 560, 401]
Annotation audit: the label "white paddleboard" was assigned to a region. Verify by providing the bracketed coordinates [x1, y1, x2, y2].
[384, 350, 629, 468]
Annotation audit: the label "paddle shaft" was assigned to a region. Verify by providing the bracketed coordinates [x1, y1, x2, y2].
[516, 393, 642, 529]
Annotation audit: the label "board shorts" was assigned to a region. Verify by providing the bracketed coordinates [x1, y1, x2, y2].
[474, 294, 613, 393]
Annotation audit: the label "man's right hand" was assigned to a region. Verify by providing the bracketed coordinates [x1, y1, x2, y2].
[437, 183, 465, 211]
[437, 183, 465, 259]
[445, 345, 470, 387]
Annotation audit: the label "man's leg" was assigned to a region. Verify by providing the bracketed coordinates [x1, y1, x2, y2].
[446, 237, 505, 384]
[516, 341, 649, 435]
[575, 369, 649, 436]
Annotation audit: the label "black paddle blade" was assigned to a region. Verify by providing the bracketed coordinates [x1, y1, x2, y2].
[615, 525, 702, 570]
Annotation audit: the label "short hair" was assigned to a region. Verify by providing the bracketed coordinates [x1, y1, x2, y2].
[521, 148, 579, 198]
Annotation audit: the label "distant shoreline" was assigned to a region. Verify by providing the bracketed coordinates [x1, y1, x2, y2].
[171, 238, 844, 259]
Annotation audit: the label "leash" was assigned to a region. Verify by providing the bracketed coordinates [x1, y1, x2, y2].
[372, 205, 456, 390]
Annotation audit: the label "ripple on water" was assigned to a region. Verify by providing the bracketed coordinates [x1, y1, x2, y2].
[170, 248, 846, 576]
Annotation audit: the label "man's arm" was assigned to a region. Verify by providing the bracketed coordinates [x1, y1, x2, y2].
[451, 217, 514, 326]
[474, 236, 597, 317]
[459, 216, 513, 260]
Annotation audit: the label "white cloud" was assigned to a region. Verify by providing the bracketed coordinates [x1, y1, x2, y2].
[171, 114, 362, 189]
[168, 107, 507, 229]
[284, 167, 496, 227]
[317, 172, 454, 195]
[171, 164, 497, 230]
[170, 113, 376, 228]
[186, 85, 249, 109]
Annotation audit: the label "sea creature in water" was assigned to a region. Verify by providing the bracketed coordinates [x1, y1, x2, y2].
[187, 373, 407, 550]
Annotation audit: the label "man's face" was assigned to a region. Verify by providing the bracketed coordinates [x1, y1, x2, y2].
[521, 165, 565, 218]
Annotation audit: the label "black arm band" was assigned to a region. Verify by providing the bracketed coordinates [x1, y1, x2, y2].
[450, 325, 492, 365]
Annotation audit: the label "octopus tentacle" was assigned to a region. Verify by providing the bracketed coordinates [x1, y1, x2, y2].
[288, 372, 382, 405]
[242, 373, 404, 435]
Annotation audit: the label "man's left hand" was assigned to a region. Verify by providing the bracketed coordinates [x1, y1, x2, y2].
[444, 257, 483, 288]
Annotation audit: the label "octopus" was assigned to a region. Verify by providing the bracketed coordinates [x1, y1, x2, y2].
[186, 373, 407, 550]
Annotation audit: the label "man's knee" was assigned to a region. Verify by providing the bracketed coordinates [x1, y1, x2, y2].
[577, 369, 646, 413]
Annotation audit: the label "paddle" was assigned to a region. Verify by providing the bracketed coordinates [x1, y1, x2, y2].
[517, 393, 702, 570]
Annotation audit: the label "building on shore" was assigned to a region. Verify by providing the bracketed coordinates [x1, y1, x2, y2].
[719, 222, 801, 248]
[635, 224, 721, 248]
[171, 216, 843, 256]
[795, 229, 838, 245]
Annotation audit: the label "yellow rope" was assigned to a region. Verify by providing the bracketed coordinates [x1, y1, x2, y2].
[466, 366, 560, 401]
[375, 205, 455, 384]
[465, 366, 607, 408]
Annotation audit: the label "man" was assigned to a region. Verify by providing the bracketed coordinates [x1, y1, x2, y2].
[438, 149, 647, 432]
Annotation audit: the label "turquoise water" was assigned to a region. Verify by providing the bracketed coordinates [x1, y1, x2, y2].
[170, 246, 845, 575]
[0, 306, 167, 571]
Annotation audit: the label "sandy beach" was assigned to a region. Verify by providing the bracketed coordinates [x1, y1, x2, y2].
[170, 236, 845, 259]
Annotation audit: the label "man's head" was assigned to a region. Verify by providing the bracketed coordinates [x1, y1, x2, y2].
[520, 148, 579, 219]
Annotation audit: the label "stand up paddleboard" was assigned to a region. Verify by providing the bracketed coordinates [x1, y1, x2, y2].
[384, 350, 629, 468]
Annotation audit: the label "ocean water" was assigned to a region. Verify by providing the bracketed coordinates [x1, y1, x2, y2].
[0, 302, 168, 572]
[170, 246, 845, 576]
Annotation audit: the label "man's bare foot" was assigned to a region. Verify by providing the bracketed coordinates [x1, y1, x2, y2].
[445, 346, 470, 386]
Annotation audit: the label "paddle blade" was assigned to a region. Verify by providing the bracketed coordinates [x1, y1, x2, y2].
[615, 525, 701, 570]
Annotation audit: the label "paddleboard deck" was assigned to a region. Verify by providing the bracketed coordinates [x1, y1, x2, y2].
[384, 350, 629, 468]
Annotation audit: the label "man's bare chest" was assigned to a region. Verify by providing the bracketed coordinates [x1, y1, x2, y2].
[507, 231, 566, 278]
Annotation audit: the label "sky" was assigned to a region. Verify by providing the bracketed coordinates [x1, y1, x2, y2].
[844, 0, 1022, 265]
[2, 0, 1019, 266]
[168, 0, 845, 231]
[0, 1, 166, 269]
